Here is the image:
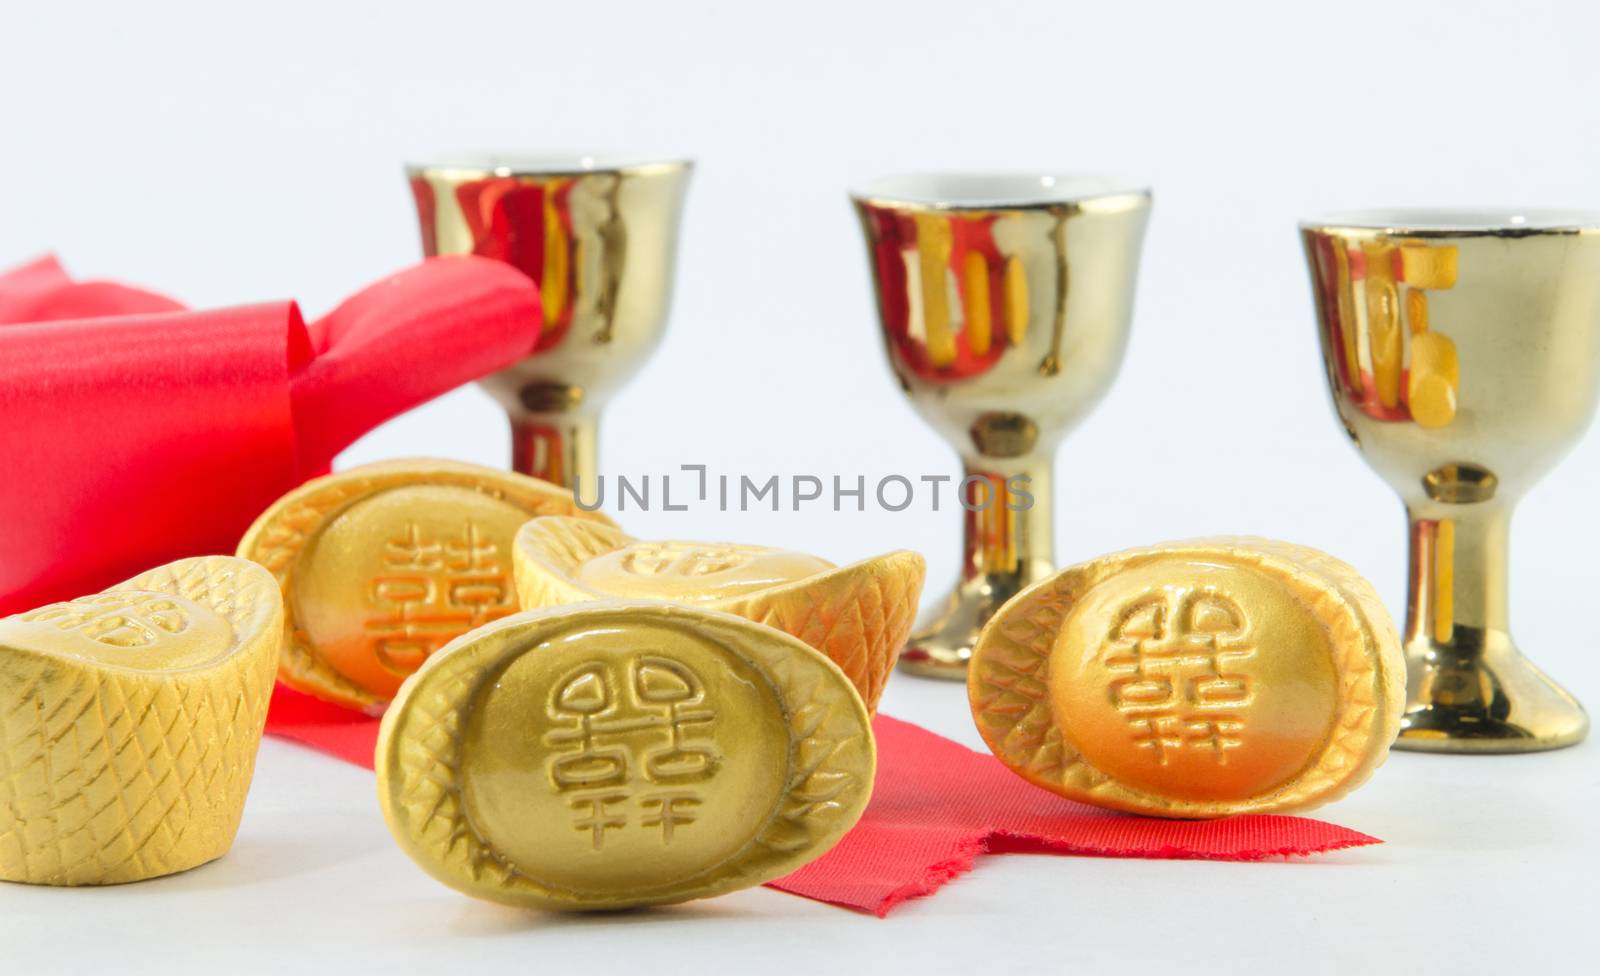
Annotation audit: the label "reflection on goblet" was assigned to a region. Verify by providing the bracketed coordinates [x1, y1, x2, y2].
[853, 174, 1151, 679]
[408, 155, 692, 500]
[1302, 209, 1600, 751]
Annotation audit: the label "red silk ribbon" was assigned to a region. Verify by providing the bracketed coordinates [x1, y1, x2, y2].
[0, 254, 541, 614]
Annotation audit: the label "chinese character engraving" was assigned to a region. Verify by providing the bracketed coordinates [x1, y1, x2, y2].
[640, 792, 701, 843]
[568, 791, 630, 849]
[22, 593, 191, 648]
[619, 543, 750, 578]
[363, 520, 515, 676]
[544, 656, 719, 848]
[1103, 590, 1255, 764]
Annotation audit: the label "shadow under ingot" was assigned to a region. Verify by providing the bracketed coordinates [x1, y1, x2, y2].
[852, 173, 1151, 679]
[408, 154, 692, 501]
[1302, 208, 1600, 752]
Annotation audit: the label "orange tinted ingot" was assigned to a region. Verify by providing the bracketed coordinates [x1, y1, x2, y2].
[292, 485, 532, 700]
[1050, 559, 1339, 803]
[237, 458, 614, 711]
[969, 538, 1404, 818]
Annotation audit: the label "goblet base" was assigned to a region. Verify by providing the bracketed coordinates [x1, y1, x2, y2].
[1396, 630, 1589, 753]
[899, 572, 1040, 680]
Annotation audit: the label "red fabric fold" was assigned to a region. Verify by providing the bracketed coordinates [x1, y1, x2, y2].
[0, 255, 541, 614]
[0, 255, 184, 323]
[290, 257, 542, 474]
[774, 714, 1379, 916]
[0, 301, 302, 612]
[262, 685, 1380, 916]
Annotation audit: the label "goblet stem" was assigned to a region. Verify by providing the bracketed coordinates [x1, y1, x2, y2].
[1399, 503, 1588, 751]
[959, 455, 1055, 588]
[511, 410, 600, 504]
[1405, 503, 1509, 642]
[899, 453, 1056, 679]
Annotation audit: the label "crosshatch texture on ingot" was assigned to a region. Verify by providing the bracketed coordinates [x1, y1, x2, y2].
[0, 557, 281, 885]
[375, 604, 875, 910]
[968, 538, 1405, 817]
[237, 460, 613, 711]
[513, 517, 926, 711]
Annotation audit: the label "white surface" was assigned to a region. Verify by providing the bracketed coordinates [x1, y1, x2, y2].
[2, 677, 1596, 975]
[3, 0, 1600, 971]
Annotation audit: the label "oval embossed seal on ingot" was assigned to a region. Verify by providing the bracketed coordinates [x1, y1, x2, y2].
[512, 516, 925, 711]
[968, 538, 1405, 818]
[0, 556, 281, 885]
[376, 602, 875, 910]
[237, 459, 616, 712]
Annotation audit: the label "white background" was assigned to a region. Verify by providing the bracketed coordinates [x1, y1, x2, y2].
[2, 1, 1598, 972]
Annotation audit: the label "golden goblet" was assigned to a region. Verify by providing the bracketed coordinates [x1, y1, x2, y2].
[852, 174, 1152, 678]
[1302, 209, 1600, 752]
[408, 155, 692, 500]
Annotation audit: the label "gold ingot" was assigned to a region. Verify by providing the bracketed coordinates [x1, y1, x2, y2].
[0, 556, 281, 884]
[237, 459, 614, 712]
[376, 601, 874, 911]
[511, 517, 925, 711]
[969, 539, 1404, 818]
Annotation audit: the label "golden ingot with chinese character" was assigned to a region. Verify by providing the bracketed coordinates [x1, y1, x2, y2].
[511, 516, 925, 711]
[376, 601, 875, 910]
[0, 556, 281, 885]
[968, 538, 1405, 818]
[237, 459, 616, 712]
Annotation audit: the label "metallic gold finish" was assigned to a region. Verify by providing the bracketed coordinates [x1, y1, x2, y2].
[0, 556, 281, 884]
[376, 601, 874, 911]
[237, 458, 614, 712]
[512, 516, 925, 711]
[853, 173, 1151, 679]
[1302, 209, 1600, 752]
[969, 538, 1404, 818]
[408, 154, 692, 500]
